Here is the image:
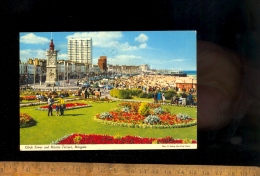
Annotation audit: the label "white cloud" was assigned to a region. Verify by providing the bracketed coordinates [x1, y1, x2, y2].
[117, 54, 142, 60]
[66, 32, 147, 52]
[66, 32, 123, 47]
[95, 54, 142, 66]
[117, 42, 139, 51]
[20, 49, 46, 60]
[135, 33, 148, 43]
[139, 43, 147, 48]
[20, 49, 68, 61]
[20, 33, 49, 44]
[57, 53, 67, 60]
[169, 59, 184, 62]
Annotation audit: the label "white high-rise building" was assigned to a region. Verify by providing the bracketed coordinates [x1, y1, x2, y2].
[68, 38, 92, 64]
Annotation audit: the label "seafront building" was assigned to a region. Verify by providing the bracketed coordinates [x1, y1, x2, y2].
[98, 56, 107, 72]
[68, 38, 92, 65]
[19, 58, 145, 85]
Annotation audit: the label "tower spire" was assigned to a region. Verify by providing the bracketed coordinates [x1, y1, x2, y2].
[49, 39, 54, 50]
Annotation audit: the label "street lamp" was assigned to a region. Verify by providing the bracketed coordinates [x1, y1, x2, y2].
[64, 61, 65, 87]
[191, 76, 196, 92]
[33, 60, 37, 88]
[39, 61, 42, 85]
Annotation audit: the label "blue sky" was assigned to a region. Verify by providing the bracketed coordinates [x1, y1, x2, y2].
[19, 31, 196, 70]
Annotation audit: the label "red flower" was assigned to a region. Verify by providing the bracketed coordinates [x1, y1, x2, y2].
[39, 103, 89, 109]
[57, 134, 196, 144]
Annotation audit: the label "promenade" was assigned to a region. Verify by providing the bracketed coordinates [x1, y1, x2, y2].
[22, 79, 82, 91]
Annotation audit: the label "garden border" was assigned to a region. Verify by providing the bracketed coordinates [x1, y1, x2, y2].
[50, 133, 197, 144]
[93, 116, 197, 129]
[35, 103, 91, 111]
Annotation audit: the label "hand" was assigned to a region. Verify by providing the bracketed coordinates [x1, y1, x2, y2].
[197, 40, 258, 131]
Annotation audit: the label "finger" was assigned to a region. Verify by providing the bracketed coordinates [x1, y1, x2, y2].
[197, 41, 245, 130]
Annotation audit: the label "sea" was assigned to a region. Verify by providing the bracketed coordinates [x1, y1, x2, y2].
[184, 70, 197, 76]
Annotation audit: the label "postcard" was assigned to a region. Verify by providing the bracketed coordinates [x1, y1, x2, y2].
[19, 31, 197, 150]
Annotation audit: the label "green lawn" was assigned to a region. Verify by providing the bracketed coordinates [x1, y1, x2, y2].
[20, 100, 197, 145]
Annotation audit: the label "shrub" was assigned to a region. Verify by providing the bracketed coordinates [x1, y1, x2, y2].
[138, 92, 149, 98]
[130, 89, 143, 96]
[144, 115, 160, 125]
[99, 112, 113, 119]
[110, 89, 131, 99]
[164, 90, 177, 100]
[118, 90, 131, 99]
[20, 113, 37, 128]
[153, 107, 164, 114]
[122, 107, 130, 112]
[147, 92, 154, 98]
[110, 89, 119, 98]
[176, 113, 190, 120]
[138, 102, 150, 116]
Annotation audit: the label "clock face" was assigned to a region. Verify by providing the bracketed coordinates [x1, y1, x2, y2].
[49, 56, 55, 65]
[48, 50, 55, 65]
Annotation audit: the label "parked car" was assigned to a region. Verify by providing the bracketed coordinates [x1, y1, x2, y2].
[103, 84, 113, 90]
[82, 82, 90, 88]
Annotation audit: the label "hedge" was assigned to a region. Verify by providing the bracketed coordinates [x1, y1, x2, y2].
[110, 89, 131, 99]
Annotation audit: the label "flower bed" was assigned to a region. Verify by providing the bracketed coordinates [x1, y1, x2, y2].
[51, 133, 197, 144]
[20, 113, 37, 128]
[35, 102, 91, 111]
[20, 95, 36, 101]
[94, 102, 197, 129]
[87, 96, 115, 103]
[20, 98, 84, 107]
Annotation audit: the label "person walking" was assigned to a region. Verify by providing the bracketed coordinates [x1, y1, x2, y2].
[153, 91, 158, 103]
[95, 88, 101, 99]
[86, 88, 90, 99]
[187, 93, 194, 105]
[81, 88, 85, 99]
[162, 92, 166, 104]
[59, 95, 65, 116]
[176, 95, 180, 106]
[171, 95, 176, 105]
[47, 95, 54, 116]
[157, 91, 162, 104]
[55, 103, 60, 116]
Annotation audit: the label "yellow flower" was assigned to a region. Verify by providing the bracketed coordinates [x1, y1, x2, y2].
[73, 135, 82, 144]
[152, 140, 158, 144]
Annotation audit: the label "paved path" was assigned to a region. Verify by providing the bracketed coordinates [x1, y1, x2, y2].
[22, 79, 84, 91]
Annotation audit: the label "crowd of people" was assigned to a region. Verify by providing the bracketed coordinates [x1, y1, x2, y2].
[151, 90, 195, 106]
[112, 75, 196, 93]
[111, 74, 196, 105]
[152, 91, 166, 104]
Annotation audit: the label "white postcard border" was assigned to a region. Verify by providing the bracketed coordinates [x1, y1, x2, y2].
[20, 144, 197, 151]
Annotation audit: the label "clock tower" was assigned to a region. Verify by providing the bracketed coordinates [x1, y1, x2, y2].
[45, 39, 58, 86]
